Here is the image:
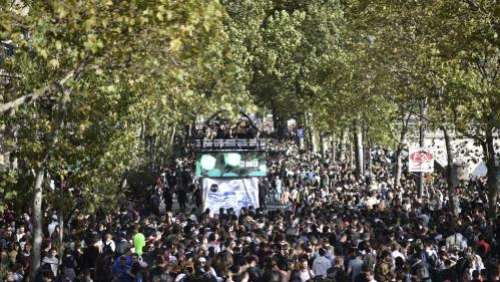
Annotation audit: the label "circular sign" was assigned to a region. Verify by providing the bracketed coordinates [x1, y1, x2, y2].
[410, 150, 433, 165]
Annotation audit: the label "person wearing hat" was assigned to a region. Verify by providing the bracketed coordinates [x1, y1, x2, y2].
[375, 250, 394, 282]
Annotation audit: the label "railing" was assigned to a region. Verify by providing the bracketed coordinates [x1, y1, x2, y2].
[192, 138, 272, 151]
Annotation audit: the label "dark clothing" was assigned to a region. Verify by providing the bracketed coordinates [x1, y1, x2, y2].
[247, 266, 263, 282]
[116, 239, 131, 257]
[113, 256, 133, 282]
[438, 268, 457, 282]
[177, 189, 187, 211]
[81, 246, 99, 271]
[354, 272, 371, 282]
[327, 266, 349, 281]
[164, 189, 173, 212]
[95, 254, 114, 282]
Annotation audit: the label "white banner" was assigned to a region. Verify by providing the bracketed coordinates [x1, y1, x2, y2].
[202, 178, 259, 215]
[409, 147, 434, 172]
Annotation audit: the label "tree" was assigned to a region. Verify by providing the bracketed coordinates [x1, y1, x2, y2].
[416, 0, 499, 216]
[1, 0, 241, 277]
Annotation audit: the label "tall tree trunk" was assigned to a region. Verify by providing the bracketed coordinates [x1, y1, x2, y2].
[339, 129, 347, 162]
[169, 126, 176, 146]
[58, 213, 64, 261]
[331, 134, 337, 162]
[271, 105, 286, 140]
[30, 168, 45, 280]
[394, 113, 410, 189]
[304, 112, 315, 152]
[353, 119, 364, 179]
[442, 127, 456, 213]
[483, 129, 498, 218]
[319, 134, 325, 158]
[349, 137, 355, 169]
[394, 148, 403, 189]
[366, 140, 373, 179]
[418, 100, 427, 198]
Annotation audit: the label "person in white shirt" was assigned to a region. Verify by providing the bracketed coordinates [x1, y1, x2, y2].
[467, 250, 485, 277]
[312, 248, 331, 278]
[15, 226, 26, 243]
[446, 231, 467, 251]
[391, 248, 405, 263]
[48, 215, 59, 237]
[296, 257, 314, 282]
[365, 193, 379, 210]
[41, 248, 59, 278]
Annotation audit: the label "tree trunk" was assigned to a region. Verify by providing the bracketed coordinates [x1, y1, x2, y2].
[304, 112, 315, 152]
[394, 114, 410, 189]
[349, 137, 355, 169]
[442, 127, 455, 213]
[418, 100, 427, 198]
[271, 106, 286, 140]
[169, 126, 176, 146]
[331, 135, 337, 162]
[339, 129, 347, 162]
[394, 148, 403, 189]
[353, 119, 364, 179]
[366, 140, 373, 179]
[58, 213, 64, 261]
[319, 134, 325, 158]
[484, 129, 498, 218]
[30, 168, 45, 280]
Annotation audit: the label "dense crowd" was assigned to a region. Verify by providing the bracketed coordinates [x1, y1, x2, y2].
[0, 142, 499, 282]
[193, 118, 258, 140]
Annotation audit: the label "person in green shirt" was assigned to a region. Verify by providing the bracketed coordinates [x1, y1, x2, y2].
[132, 225, 145, 256]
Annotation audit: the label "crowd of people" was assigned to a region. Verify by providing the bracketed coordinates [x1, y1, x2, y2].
[193, 118, 258, 140]
[0, 141, 499, 282]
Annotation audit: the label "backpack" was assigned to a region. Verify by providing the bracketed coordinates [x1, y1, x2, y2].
[103, 242, 114, 254]
[116, 240, 130, 255]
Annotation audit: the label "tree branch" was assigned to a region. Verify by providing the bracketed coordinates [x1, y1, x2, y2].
[0, 58, 90, 115]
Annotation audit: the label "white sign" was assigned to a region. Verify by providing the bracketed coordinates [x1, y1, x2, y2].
[409, 147, 434, 172]
[202, 178, 259, 215]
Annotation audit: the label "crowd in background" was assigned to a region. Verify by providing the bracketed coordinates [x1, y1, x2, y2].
[0, 140, 499, 282]
[193, 118, 258, 140]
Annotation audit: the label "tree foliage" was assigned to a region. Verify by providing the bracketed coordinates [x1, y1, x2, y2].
[0, 0, 498, 214]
